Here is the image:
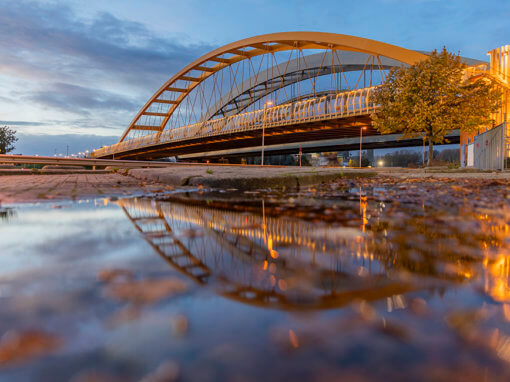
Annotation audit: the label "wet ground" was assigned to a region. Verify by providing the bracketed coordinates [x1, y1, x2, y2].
[1, 176, 510, 381]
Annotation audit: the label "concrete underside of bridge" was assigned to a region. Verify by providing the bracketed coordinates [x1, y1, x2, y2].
[180, 130, 460, 161]
[99, 115, 459, 161]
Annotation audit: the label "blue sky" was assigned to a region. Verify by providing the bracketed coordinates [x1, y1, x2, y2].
[1, 0, 509, 156]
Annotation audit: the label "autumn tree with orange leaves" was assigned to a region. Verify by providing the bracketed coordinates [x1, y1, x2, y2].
[371, 48, 500, 166]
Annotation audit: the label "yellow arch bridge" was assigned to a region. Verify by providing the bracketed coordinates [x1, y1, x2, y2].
[91, 32, 495, 161]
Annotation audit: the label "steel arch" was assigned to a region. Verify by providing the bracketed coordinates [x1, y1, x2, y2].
[119, 32, 428, 142]
[203, 50, 406, 121]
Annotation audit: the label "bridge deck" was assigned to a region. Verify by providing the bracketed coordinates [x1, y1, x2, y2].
[93, 88, 377, 160]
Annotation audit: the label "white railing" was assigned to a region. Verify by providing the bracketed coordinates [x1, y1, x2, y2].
[92, 87, 378, 158]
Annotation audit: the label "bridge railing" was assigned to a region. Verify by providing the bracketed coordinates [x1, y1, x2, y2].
[92, 86, 378, 158]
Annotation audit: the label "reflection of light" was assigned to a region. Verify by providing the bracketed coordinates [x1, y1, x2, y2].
[461, 271, 473, 279]
[485, 255, 510, 303]
[267, 236, 279, 258]
[472, 211, 510, 304]
[289, 330, 299, 348]
[360, 195, 368, 233]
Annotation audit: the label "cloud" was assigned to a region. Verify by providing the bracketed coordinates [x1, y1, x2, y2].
[0, 0, 215, 144]
[0, 121, 47, 126]
[26, 83, 139, 115]
[15, 133, 119, 156]
[0, 1, 213, 88]
[2, 117, 134, 138]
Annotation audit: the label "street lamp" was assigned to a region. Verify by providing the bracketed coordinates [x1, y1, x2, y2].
[359, 126, 367, 168]
[261, 100, 273, 166]
[378, 160, 384, 167]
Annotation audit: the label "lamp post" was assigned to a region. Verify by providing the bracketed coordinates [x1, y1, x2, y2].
[422, 137, 425, 167]
[359, 126, 367, 168]
[261, 100, 273, 166]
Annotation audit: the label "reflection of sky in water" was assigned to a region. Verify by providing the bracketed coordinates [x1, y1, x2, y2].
[0, 202, 146, 276]
[1, 194, 510, 381]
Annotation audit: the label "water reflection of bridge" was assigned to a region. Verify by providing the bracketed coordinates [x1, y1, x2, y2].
[119, 197, 414, 310]
[118, 192, 510, 311]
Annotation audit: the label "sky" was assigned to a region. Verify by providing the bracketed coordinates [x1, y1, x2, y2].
[1, 0, 509, 156]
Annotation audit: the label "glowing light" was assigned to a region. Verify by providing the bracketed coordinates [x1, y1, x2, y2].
[378, 160, 384, 166]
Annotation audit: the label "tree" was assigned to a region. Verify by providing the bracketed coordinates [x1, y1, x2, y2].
[348, 155, 369, 167]
[436, 148, 459, 163]
[371, 48, 501, 166]
[381, 150, 421, 167]
[0, 126, 18, 154]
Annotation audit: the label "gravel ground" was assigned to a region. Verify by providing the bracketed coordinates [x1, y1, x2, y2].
[1, 166, 509, 204]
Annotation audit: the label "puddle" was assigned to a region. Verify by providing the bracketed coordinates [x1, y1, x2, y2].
[1, 179, 510, 381]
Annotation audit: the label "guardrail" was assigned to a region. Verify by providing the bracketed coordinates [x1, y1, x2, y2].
[0, 155, 289, 168]
[0, 155, 179, 168]
[93, 87, 378, 158]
